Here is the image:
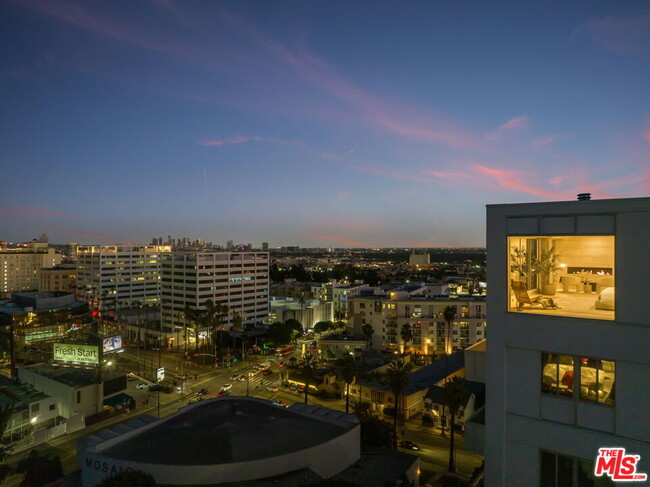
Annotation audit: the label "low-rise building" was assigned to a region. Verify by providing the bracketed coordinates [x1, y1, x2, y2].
[78, 397, 419, 486]
[311, 281, 369, 319]
[350, 352, 465, 419]
[0, 292, 90, 377]
[317, 334, 366, 361]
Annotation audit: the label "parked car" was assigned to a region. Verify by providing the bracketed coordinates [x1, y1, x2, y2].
[398, 441, 420, 451]
[136, 383, 149, 390]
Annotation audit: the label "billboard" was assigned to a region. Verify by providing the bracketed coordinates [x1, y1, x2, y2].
[156, 367, 165, 381]
[53, 343, 99, 365]
[102, 335, 122, 353]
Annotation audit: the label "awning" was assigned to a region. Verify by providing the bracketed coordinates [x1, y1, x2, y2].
[103, 393, 133, 408]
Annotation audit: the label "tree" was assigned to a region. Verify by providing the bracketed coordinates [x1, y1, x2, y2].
[183, 305, 197, 356]
[0, 403, 14, 483]
[443, 306, 456, 356]
[362, 323, 374, 351]
[400, 324, 413, 353]
[385, 360, 411, 450]
[268, 322, 293, 347]
[444, 377, 467, 473]
[314, 321, 333, 334]
[285, 318, 303, 335]
[97, 470, 157, 487]
[202, 300, 229, 354]
[15, 450, 64, 487]
[359, 416, 394, 451]
[299, 353, 318, 405]
[337, 355, 356, 414]
[231, 311, 243, 333]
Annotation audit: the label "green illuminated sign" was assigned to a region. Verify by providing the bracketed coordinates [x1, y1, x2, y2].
[53, 343, 99, 364]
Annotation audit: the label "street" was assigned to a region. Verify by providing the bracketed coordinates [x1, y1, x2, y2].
[2, 350, 482, 486]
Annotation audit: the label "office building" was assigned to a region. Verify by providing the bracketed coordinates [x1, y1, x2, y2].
[311, 281, 369, 319]
[0, 241, 61, 297]
[409, 252, 430, 266]
[160, 252, 269, 348]
[485, 196, 650, 486]
[76, 245, 171, 314]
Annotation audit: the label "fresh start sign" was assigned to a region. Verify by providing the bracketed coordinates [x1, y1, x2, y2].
[53, 343, 99, 364]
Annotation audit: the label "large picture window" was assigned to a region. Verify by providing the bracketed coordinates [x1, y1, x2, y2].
[540, 450, 615, 487]
[542, 353, 615, 406]
[508, 236, 615, 320]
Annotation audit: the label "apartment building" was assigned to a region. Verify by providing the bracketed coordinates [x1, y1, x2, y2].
[350, 294, 486, 356]
[485, 196, 650, 487]
[311, 281, 369, 319]
[39, 264, 76, 293]
[160, 252, 269, 346]
[76, 245, 171, 313]
[0, 241, 61, 297]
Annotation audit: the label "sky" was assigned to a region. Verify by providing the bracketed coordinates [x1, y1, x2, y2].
[1, 1, 649, 248]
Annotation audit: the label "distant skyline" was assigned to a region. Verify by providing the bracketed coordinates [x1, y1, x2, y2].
[1, 1, 649, 247]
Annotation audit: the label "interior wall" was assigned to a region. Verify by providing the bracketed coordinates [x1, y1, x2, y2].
[554, 236, 614, 271]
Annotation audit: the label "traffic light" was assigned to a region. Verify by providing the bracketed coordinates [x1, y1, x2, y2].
[91, 311, 99, 317]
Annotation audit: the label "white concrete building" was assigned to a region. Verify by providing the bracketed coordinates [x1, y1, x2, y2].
[160, 252, 269, 346]
[269, 297, 333, 329]
[76, 245, 171, 313]
[350, 295, 486, 355]
[485, 196, 650, 486]
[1, 241, 61, 296]
[311, 281, 369, 319]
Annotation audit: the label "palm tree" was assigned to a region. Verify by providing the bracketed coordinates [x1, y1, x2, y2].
[202, 300, 229, 356]
[337, 355, 356, 413]
[400, 323, 413, 354]
[444, 377, 467, 473]
[443, 306, 456, 356]
[299, 353, 318, 405]
[362, 323, 374, 351]
[386, 360, 411, 450]
[183, 305, 197, 357]
[441, 305, 457, 437]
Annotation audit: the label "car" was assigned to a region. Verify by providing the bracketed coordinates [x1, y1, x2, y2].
[230, 372, 241, 380]
[248, 371, 258, 378]
[197, 388, 208, 396]
[261, 369, 273, 376]
[220, 383, 232, 392]
[398, 441, 420, 451]
[217, 390, 231, 397]
[277, 362, 285, 367]
[135, 383, 149, 390]
[236, 375, 246, 382]
[266, 386, 279, 392]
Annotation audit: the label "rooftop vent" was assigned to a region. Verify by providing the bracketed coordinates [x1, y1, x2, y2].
[577, 193, 591, 201]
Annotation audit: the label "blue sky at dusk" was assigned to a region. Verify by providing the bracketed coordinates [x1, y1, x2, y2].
[1, 1, 649, 247]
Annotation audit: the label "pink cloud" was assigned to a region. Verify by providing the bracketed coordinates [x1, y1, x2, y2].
[576, 13, 650, 55]
[0, 206, 74, 218]
[319, 219, 374, 233]
[425, 170, 472, 179]
[302, 232, 369, 248]
[645, 129, 650, 144]
[9, 0, 198, 58]
[200, 135, 338, 160]
[484, 116, 530, 141]
[331, 192, 350, 204]
[532, 132, 577, 148]
[72, 232, 123, 242]
[472, 165, 564, 199]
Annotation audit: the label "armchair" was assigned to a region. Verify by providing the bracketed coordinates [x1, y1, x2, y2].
[596, 276, 614, 293]
[560, 275, 581, 293]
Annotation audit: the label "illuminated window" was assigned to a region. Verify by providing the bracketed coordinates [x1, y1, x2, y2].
[540, 450, 615, 487]
[508, 236, 614, 320]
[541, 353, 615, 406]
